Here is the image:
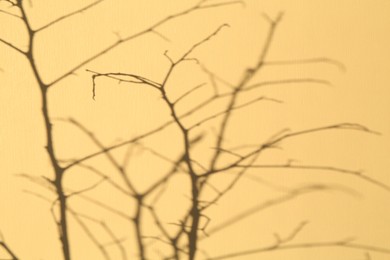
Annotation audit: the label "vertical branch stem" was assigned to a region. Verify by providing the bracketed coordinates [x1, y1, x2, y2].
[134, 197, 146, 260]
[17, 2, 71, 259]
[160, 84, 200, 259]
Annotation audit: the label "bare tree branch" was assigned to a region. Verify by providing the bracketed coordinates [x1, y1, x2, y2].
[59, 117, 138, 194]
[173, 82, 207, 105]
[0, 239, 19, 260]
[207, 239, 390, 260]
[3, 1, 388, 259]
[86, 69, 161, 100]
[66, 177, 107, 199]
[0, 37, 25, 54]
[207, 12, 284, 174]
[63, 119, 174, 170]
[204, 123, 380, 177]
[70, 163, 133, 197]
[47, 1, 238, 87]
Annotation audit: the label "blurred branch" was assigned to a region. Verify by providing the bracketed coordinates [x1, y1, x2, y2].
[0, 37, 25, 54]
[204, 123, 380, 177]
[207, 12, 284, 174]
[63, 119, 174, 170]
[173, 82, 207, 105]
[66, 177, 107, 199]
[207, 238, 390, 260]
[68, 209, 111, 260]
[58, 117, 138, 195]
[100, 222, 127, 260]
[73, 212, 128, 260]
[189, 96, 282, 130]
[157, 24, 230, 260]
[199, 0, 245, 9]
[235, 162, 390, 193]
[0, 239, 19, 260]
[36, 0, 106, 32]
[142, 133, 204, 196]
[73, 192, 131, 221]
[0, 8, 21, 19]
[264, 57, 346, 72]
[70, 163, 133, 197]
[244, 78, 332, 91]
[0, 0, 17, 6]
[199, 185, 329, 238]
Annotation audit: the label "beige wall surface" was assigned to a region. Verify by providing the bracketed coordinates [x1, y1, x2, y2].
[0, 0, 389, 259]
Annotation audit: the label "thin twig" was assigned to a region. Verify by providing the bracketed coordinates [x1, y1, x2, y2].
[36, 0, 106, 32]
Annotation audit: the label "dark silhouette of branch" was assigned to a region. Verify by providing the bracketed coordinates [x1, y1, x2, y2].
[65, 177, 107, 199]
[58, 115, 204, 259]
[23, 188, 126, 260]
[0, 236, 19, 260]
[60, 116, 186, 259]
[7, 1, 73, 258]
[2, 2, 237, 256]
[152, 15, 287, 255]
[64, 83, 246, 169]
[0, 37, 25, 54]
[47, 0, 240, 87]
[86, 69, 161, 100]
[63, 120, 174, 170]
[173, 82, 207, 105]
[206, 12, 284, 179]
[86, 11, 382, 260]
[154, 24, 230, 260]
[203, 123, 380, 177]
[3, 1, 388, 259]
[88, 23, 230, 260]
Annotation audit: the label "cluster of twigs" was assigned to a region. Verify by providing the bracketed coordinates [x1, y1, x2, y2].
[1, 0, 390, 260]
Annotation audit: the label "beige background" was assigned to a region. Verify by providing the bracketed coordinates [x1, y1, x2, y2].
[0, 0, 389, 259]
